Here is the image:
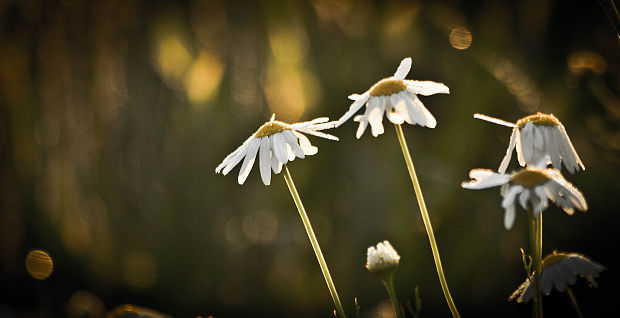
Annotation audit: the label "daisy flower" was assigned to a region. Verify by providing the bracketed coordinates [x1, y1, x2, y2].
[474, 112, 585, 174]
[510, 251, 606, 303]
[335, 57, 449, 138]
[366, 240, 401, 279]
[367, 240, 404, 318]
[461, 167, 587, 229]
[215, 115, 338, 185]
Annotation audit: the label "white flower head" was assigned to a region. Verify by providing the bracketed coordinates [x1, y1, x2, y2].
[215, 115, 338, 185]
[336, 57, 449, 138]
[510, 251, 606, 303]
[474, 112, 585, 174]
[461, 167, 587, 229]
[366, 240, 401, 279]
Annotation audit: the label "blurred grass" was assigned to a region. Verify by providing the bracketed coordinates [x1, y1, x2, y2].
[0, 0, 619, 317]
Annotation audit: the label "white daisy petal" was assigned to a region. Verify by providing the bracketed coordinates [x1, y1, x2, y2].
[501, 185, 523, 209]
[547, 127, 562, 169]
[548, 175, 588, 212]
[410, 93, 437, 128]
[349, 93, 364, 100]
[461, 169, 510, 189]
[557, 124, 584, 173]
[401, 93, 425, 126]
[282, 130, 304, 159]
[368, 97, 386, 137]
[271, 152, 283, 174]
[473, 113, 518, 128]
[272, 132, 289, 165]
[296, 127, 339, 141]
[499, 128, 518, 173]
[405, 80, 450, 96]
[542, 266, 559, 294]
[285, 143, 296, 161]
[294, 131, 318, 155]
[520, 123, 535, 164]
[387, 95, 405, 124]
[336, 93, 370, 127]
[393, 57, 412, 80]
[518, 190, 530, 210]
[394, 92, 413, 124]
[533, 125, 544, 151]
[515, 127, 526, 166]
[355, 115, 369, 139]
[217, 136, 253, 174]
[504, 202, 516, 229]
[259, 137, 271, 185]
[386, 106, 405, 124]
[237, 138, 260, 184]
[533, 186, 549, 216]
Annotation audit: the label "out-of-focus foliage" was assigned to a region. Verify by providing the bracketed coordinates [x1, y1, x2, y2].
[0, 0, 618, 317]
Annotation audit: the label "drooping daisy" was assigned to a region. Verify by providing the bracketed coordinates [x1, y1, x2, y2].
[474, 112, 585, 174]
[335, 57, 449, 138]
[510, 251, 605, 303]
[461, 167, 587, 229]
[215, 115, 338, 185]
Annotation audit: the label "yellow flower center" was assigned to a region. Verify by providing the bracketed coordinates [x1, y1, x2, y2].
[369, 78, 407, 96]
[254, 120, 290, 138]
[516, 113, 559, 128]
[509, 168, 550, 187]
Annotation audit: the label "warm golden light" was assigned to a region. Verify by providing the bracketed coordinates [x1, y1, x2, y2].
[449, 27, 472, 50]
[26, 249, 53, 280]
[184, 52, 224, 104]
[567, 50, 606, 75]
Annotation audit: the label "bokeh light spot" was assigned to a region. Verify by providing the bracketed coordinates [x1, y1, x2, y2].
[449, 27, 472, 50]
[242, 210, 278, 244]
[66, 290, 106, 318]
[26, 249, 53, 280]
[184, 53, 224, 105]
[567, 50, 606, 75]
[122, 251, 158, 289]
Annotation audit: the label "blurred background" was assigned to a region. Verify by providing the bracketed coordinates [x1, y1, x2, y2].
[1, 0, 619, 317]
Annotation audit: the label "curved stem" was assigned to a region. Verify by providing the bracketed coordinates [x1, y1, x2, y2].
[393, 124, 461, 318]
[283, 165, 347, 318]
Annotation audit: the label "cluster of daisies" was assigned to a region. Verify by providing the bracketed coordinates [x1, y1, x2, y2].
[216, 57, 447, 185]
[215, 57, 604, 308]
[460, 110, 604, 300]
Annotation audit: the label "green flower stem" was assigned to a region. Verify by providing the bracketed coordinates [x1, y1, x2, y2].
[528, 212, 543, 318]
[283, 165, 347, 318]
[394, 124, 461, 318]
[567, 288, 584, 318]
[383, 276, 405, 318]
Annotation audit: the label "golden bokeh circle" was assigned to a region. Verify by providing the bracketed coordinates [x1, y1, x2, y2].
[26, 249, 53, 280]
[449, 27, 472, 50]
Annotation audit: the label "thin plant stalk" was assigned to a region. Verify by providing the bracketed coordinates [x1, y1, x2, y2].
[283, 165, 347, 318]
[528, 212, 544, 318]
[566, 288, 584, 318]
[383, 275, 405, 318]
[393, 124, 461, 318]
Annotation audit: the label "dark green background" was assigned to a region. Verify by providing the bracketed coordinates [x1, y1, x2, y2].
[1, 0, 618, 317]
